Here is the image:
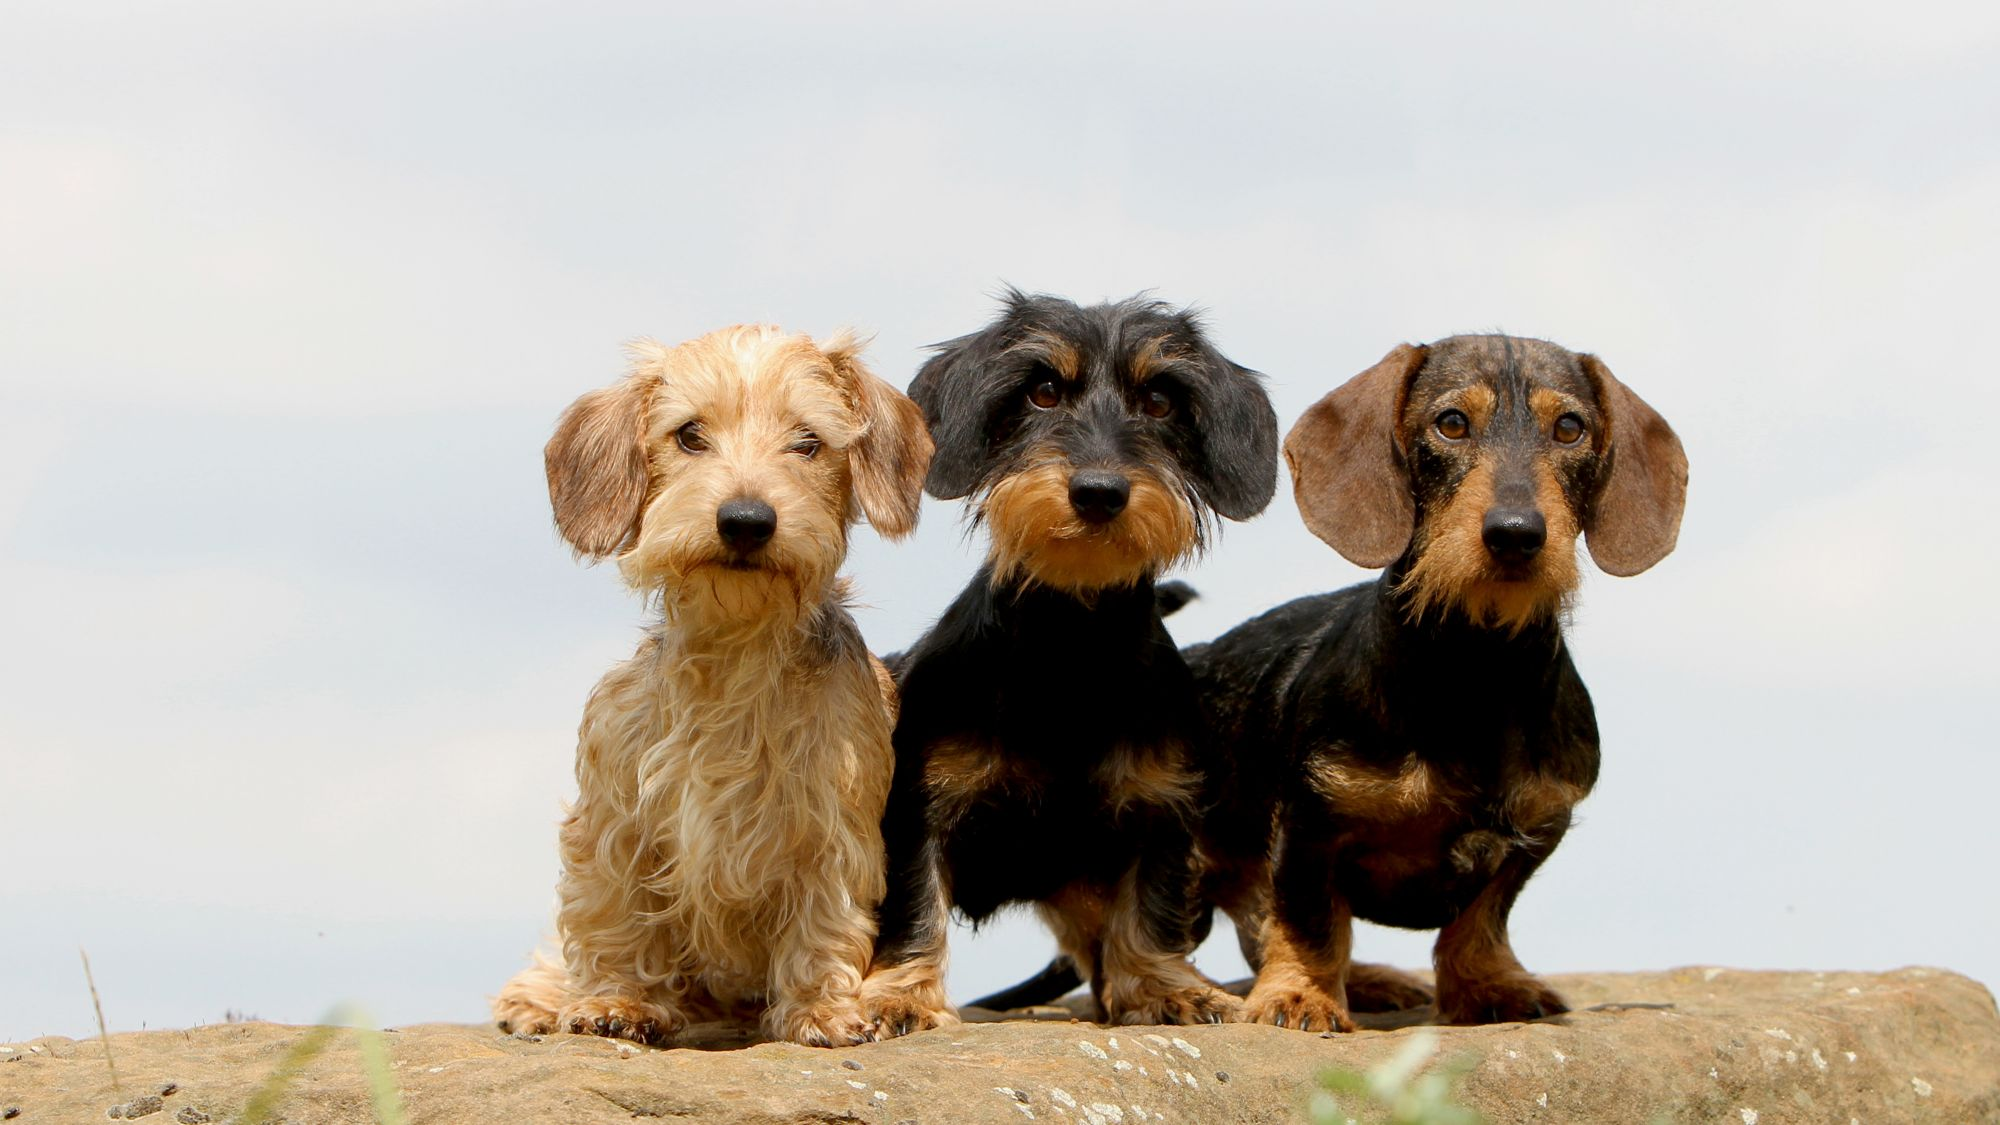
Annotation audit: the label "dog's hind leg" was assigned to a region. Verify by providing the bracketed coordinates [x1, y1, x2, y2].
[492, 951, 569, 1035]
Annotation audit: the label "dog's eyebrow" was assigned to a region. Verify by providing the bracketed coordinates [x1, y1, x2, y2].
[1126, 335, 1198, 384]
[1006, 332, 1082, 381]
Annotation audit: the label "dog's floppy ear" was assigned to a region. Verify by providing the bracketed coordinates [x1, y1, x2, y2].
[1180, 342, 1280, 521]
[1284, 343, 1429, 568]
[545, 371, 655, 560]
[825, 333, 933, 539]
[1578, 354, 1687, 576]
[907, 324, 1007, 500]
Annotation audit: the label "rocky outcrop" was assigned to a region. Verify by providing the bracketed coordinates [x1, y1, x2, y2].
[4, 968, 1996, 1123]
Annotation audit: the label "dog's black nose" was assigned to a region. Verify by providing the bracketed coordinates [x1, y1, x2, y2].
[1068, 470, 1131, 524]
[1482, 508, 1546, 562]
[716, 499, 777, 553]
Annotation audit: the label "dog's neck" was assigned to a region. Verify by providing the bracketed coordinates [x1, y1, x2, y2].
[978, 566, 1163, 641]
[1372, 559, 1565, 667]
[650, 579, 846, 659]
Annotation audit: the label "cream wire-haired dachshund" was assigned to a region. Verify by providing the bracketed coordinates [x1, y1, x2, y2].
[493, 324, 933, 1047]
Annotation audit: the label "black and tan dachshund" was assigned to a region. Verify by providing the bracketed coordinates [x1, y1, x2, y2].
[859, 291, 1279, 1031]
[1195, 334, 1688, 1031]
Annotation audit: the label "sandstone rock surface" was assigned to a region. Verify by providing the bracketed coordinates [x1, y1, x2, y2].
[4, 968, 1996, 1123]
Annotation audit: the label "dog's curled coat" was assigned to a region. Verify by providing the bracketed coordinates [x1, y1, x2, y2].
[493, 325, 932, 1047]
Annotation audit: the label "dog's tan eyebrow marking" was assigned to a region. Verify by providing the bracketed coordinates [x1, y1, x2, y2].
[1016, 332, 1081, 381]
[1528, 386, 1582, 428]
[1127, 336, 1188, 384]
[1429, 383, 1497, 431]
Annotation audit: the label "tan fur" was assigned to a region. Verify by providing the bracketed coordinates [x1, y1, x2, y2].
[1459, 384, 1498, 431]
[1307, 755, 1440, 820]
[1244, 910, 1355, 1033]
[1505, 774, 1586, 835]
[1018, 331, 1082, 381]
[1128, 335, 1186, 383]
[1039, 880, 1240, 1025]
[1396, 461, 1582, 633]
[858, 840, 959, 1038]
[1097, 744, 1199, 815]
[1433, 874, 1566, 1026]
[982, 457, 1198, 594]
[496, 325, 932, 1048]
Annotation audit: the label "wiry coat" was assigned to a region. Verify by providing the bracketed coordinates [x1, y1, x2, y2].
[1206, 335, 1687, 1032]
[865, 292, 1279, 1030]
[494, 325, 932, 1047]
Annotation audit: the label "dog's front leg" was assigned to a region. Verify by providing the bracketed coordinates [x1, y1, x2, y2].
[546, 809, 690, 1045]
[763, 903, 877, 1048]
[1097, 822, 1241, 1026]
[860, 778, 959, 1038]
[1244, 827, 1357, 1032]
[1433, 851, 1567, 1025]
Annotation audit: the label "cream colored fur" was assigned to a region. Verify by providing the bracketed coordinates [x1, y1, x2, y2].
[494, 325, 931, 1047]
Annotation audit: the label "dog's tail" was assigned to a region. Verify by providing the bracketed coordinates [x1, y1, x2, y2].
[966, 956, 1084, 1012]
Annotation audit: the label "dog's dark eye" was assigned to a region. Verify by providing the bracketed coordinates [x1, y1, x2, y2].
[1435, 410, 1469, 441]
[1553, 414, 1585, 444]
[1028, 381, 1061, 409]
[676, 421, 709, 453]
[1139, 388, 1173, 419]
[790, 433, 822, 459]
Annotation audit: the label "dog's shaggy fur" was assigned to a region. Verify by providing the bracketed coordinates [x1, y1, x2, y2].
[492, 325, 932, 1047]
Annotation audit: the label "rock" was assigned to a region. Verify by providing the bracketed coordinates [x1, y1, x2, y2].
[3, 969, 1995, 1123]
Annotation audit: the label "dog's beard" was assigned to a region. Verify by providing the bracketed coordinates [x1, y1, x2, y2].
[1396, 463, 1581, 634]
[981, 462, 1200, 594]
[625, 533, 825, 635]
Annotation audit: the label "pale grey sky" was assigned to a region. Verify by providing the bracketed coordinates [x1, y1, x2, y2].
[4, 1, 1996, 1040]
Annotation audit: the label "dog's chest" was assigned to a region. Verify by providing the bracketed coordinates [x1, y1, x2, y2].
[924, 738, 1196, 916]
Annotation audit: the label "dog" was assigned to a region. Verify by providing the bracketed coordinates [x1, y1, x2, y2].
[491, 324, 933, 1047]
[861, 291, 1280, 1032]
[1190, 334, 1687, 1031]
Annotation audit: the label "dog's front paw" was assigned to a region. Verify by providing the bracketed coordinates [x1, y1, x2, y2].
[860, 988, 959, 1040]
[1437, 973, 1567, 1025]
[771, 999, 877, 1048]
[1112, 984, 1242, 1027]
[1345, 962, 1436, 1013]
[1244, 984, 1355, 1033]
[556, 995, 683, 1045]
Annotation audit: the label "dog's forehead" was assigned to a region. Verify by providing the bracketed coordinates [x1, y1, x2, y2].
[1003, 298, 1204, 381]
[662, 326, 845, 410]
[1413, 335, 1592, 402]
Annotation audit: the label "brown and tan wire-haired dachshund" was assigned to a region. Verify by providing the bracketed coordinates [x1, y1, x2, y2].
[1191, 334, 1688, 1031]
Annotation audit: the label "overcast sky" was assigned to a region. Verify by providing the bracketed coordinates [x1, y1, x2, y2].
[5, 1, 1996, 1040]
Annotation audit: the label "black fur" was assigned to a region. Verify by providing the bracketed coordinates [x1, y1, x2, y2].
[872, 292, 1277, 1024]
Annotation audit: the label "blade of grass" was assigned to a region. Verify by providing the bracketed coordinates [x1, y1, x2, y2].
[350, 1021, 409, 1125]
[79, 949, 121, 1098]
[233, 1022, 340, 1125]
